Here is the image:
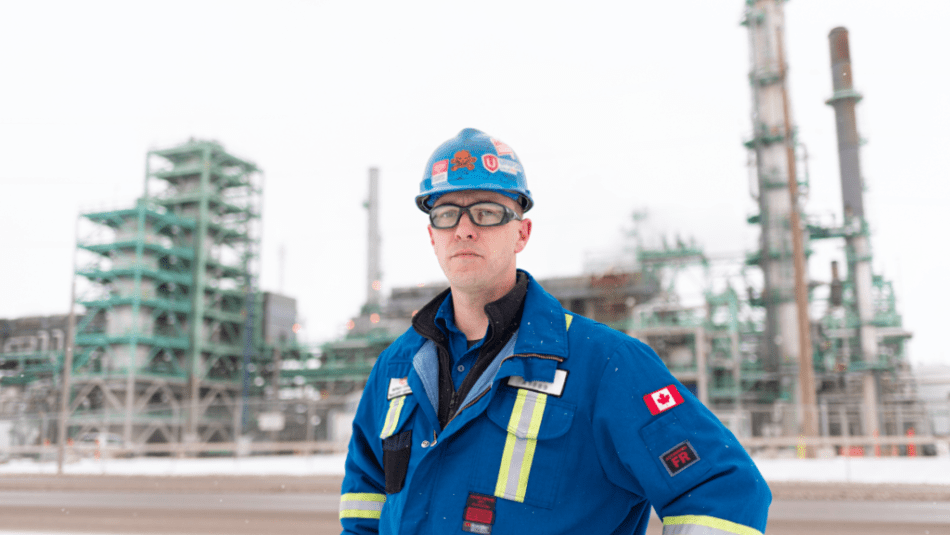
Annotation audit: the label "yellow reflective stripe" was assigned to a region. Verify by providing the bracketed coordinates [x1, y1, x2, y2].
[564, 313, 573, 331]
[379, 395, 405, 439]
[339, 492, 386, 520]
[662, 515, 763, 535]
[494, 389, 547, 502]
[340, 509, 382, 519]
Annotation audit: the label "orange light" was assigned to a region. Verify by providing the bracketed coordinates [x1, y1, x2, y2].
[370, 313, 380, 324]
[346, 320, 355, 330]
[372, 280, 381, 291]
[292, 323, 301, 333]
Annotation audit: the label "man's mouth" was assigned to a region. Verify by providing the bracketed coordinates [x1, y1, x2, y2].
[452, 250, 480, 258]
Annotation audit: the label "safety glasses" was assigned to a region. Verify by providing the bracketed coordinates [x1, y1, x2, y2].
[429, 201, 522, 229]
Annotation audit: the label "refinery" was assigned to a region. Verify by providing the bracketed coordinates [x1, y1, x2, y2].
[1, 0, 948, 461]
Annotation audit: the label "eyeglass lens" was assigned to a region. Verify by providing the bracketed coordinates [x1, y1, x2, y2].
[430, 202, 513, 229]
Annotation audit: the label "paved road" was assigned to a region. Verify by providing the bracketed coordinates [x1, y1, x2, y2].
[0, 476, 948, 534]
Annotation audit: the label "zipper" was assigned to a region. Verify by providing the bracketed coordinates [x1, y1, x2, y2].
[445, 352, 563, 426]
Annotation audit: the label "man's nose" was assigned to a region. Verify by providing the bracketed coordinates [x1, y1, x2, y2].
[454, 212, 478, 238]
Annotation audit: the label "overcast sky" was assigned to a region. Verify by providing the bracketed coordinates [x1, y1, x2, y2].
[1, 1, 947, 366]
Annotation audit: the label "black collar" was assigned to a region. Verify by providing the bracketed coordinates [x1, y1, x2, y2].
[412, 271, 529, 429]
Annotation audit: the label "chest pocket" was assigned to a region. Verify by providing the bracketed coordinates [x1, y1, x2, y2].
[474, 385, 575, 509]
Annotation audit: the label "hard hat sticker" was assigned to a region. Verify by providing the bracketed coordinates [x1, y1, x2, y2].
[482, 154, 499, 173]
[490, 137, 516, 160]
[451, 150, 477, 171]
[497, 159, 522, 176]
[432, 160, 449, 185]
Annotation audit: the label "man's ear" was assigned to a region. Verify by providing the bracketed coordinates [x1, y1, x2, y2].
[427, 225, 435, 246]
[514, 218, 532, 254]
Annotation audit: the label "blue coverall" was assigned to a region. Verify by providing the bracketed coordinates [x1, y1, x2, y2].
[340, 271, 771, 534]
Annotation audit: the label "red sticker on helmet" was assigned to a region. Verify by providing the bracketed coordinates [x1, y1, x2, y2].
[482, 154, 499, 173]
[432, 160, 448, 184]
[451, 150, 477, 171]
[490, 137, 515, 159]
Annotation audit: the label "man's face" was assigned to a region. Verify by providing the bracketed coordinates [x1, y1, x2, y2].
[427, 190, 532, 296]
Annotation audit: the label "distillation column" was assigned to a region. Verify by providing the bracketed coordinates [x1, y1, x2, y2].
[744, 0, 804, 409]
[827, 27, 880, 437]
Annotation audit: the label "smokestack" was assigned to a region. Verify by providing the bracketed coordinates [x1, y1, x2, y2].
[827, 27, 880, 438]
[366, 167, 382, 310]
[827, 27, 865, 220]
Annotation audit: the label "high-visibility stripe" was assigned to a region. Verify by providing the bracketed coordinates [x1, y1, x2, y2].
[494, 389, 547, 502]
[379, 395, 405, 439]
[564, 313, 573, 331]
[662, 515, 763, 535]
[339, 492, 386, 519]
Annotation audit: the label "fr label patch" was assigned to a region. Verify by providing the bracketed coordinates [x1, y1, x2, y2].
[661, 441, 699, 476]
[462, 492, 496, 534]
[643, 384, 684, 415]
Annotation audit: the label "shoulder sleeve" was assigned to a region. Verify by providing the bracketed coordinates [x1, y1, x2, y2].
[591, 338, 771, 535]
[339, 349, 388, 534]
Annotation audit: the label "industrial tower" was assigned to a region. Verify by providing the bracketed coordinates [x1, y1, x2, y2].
[742, 0, 806, 415]
[69, 139, 267, 446]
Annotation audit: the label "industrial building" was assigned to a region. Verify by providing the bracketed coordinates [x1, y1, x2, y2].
[1, 0, 945, 457]
[1, 140, 311, 451]
[288, 0, 935, 455]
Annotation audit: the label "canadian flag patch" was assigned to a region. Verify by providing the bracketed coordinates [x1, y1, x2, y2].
[643, 385, 684, 415]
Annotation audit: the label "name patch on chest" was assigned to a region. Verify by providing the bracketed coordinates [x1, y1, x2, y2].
[387, 377, 412, 400]
[661, 440, 700, 476]
[506, 369, 568, 397]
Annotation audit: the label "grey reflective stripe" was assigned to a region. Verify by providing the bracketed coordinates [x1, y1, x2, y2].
[339, 493, 386, 519]
[663, 515, 763, 535]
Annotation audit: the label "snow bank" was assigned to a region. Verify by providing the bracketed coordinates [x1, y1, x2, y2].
[2, 454, 950, 485]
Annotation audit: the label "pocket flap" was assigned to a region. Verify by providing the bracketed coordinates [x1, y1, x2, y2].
[487, 387, 575, 440]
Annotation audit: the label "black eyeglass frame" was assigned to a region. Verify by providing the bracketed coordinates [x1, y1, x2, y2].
[428, 201, 522, 229]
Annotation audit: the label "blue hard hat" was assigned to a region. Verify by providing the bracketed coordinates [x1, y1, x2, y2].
[416, 128, 533, 213]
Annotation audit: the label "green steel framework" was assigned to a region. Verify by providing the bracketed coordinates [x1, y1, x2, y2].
[66, 139, 270, 446]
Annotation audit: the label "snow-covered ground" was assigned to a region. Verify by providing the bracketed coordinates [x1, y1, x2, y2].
[1, 454, 949, 486]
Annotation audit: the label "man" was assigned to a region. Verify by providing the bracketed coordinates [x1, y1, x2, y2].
[340, 128, 771, 535]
